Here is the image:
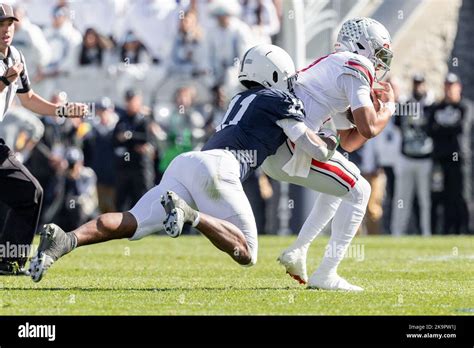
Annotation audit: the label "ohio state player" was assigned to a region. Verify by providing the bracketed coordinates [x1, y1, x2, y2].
[262, 17, 395, 291]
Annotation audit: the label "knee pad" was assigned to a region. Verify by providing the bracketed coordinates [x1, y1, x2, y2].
[345, 176, 371, 208]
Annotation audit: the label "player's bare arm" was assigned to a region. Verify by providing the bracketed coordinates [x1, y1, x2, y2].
[351, 81, 395, 139]
[338, 88, 379, 151]
[338, 81, 394, 151]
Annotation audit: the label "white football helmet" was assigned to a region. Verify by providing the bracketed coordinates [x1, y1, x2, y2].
[335, 17, 393, 80]
[238, 44, 296, 92]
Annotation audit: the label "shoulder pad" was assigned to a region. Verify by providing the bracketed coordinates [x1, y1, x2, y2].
[342, 55, 375, 87]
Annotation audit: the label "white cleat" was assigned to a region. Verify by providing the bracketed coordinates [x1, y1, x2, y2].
[277, 247, 308, 285]
[308, 272, 363, 291]
[160, 191, 198, 238]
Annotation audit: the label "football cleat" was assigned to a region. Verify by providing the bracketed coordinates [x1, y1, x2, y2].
[29, 224, 73, 282]
[277, 247, 308, 285]
[161, 191, 197, 238]
[308, 271, 363, 291]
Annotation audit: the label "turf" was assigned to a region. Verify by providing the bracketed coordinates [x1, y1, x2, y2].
[1, 235, 473, 315]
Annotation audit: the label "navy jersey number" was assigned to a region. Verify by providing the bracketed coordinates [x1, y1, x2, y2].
[216, 94, 257, 132]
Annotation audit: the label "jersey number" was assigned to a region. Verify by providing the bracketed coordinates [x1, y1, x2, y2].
[216, 94, 257, 132]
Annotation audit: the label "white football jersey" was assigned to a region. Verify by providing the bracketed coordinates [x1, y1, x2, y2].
[293, 51, 375, 131]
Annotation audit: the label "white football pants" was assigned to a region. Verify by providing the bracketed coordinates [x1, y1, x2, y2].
[129, 149, 258, 264]
[262, 140, 371, 275]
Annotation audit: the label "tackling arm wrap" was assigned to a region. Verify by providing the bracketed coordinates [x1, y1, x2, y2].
[276, 118, 337, 162]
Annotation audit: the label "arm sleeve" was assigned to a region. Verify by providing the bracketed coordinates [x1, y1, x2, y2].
[275, 118, 307, 141]
[276, 118, 333, 162]
[338, 74, 373, 111]
[16, 52, 32, 94]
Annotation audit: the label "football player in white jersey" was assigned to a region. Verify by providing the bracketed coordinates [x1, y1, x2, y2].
[262, 17, 395, 291]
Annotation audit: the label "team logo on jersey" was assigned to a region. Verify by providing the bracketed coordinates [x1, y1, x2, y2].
[288, 98, 305, 117]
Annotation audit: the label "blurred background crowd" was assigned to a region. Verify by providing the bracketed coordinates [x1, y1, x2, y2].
[0, 0, 472, 236]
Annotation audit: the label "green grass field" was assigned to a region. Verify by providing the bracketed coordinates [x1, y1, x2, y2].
[1, 235, 473, 315]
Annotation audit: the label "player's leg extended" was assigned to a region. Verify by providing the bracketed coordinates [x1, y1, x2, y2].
[308, 176, 371, 291]
[29, 212, 138, 282]
[263, 141, 369, 289]
[161, 150, 257, 266]
[162, 190, 253, 265]
[278, 194, 342, 284]
[263, 143, 353, 281]
[29, 164, 193, 282]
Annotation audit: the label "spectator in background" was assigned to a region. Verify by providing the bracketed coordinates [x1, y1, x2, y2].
[169, 10, 209, 78]
[88, 98, 118, 213]
[113, 89, 156, 211]
[19, 0, 64, 29]
[240, 0, 281, 44]
[204, 85, 229, 140]
[39, 5, 82, 81]
[392, 74, 434, 236]
[79, 27, 113, 66]
[66, 0, 125, 39]
[427, 73, 470, 234]
[157, 86, 206, 174]
[120, 31, 152, 65]
[12, 5, 51, 82]
[207, 0, 253, 94]
[120, 0, 179, 65]
[62, 116, 95, 166]
[52, 147, 98, 231]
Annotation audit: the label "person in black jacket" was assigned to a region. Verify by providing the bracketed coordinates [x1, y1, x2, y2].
[392, 74, 434, 236]
[113, 89, 155, 211]
[427, 73, 470, 234]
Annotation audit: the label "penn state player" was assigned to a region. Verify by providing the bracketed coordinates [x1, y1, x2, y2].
[262, 18, 395, 290]
[29, 45, 338, 282]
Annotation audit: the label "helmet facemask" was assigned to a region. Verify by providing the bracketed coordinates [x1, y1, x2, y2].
[373, 45, 393, 81]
